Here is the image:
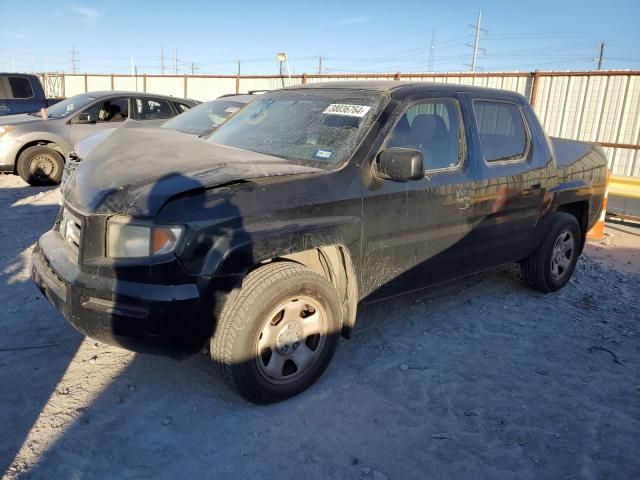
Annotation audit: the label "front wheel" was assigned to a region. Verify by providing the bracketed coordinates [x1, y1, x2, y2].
[520, 212, 582, 293]
[210, 261, 342, 404]
[16, 145, 64, 185]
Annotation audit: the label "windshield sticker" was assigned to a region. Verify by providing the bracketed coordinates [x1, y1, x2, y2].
[224, 106, 240, 114]
[66, 104, 74, 111]
[323, 104, 371, 118]
[315, 149, 333, 159]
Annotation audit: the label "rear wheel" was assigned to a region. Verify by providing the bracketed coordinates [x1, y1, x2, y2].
[210, 261, 342, 404]
[521, 212, 582, 292]
[16, 145, 64, 186]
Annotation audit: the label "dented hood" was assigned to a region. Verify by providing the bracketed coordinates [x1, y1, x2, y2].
[64, 124, 321, 217]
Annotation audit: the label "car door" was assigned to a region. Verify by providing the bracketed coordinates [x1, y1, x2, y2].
[361, 95, 473, 301]
[133, 97, 177, 125]
[465, 96, 547, 270]
[68, 96, 131, 146]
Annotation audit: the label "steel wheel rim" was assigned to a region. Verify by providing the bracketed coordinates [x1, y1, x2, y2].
[29, 154, 58, 179]
[255, 295, 328, 385]
[551, 229, 574, 280]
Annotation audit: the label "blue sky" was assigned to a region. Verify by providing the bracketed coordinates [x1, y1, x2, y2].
[1, 0, 639, 74]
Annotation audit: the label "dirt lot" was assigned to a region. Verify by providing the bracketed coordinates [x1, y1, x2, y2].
[1, 174, 639, 480]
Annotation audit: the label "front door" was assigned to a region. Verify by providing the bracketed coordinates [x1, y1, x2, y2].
[361, 96, 472, 301]
[69, 96, 131, 146]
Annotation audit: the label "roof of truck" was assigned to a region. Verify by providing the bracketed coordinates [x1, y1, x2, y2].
[286, 80, 527, 99]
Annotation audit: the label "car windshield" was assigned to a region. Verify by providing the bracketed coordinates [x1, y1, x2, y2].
[42, 94, 96, 119]
[162, 99, 247, 137]
[208, 89, 386, 170]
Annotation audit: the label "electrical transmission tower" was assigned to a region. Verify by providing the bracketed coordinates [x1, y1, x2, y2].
[464, 11, 487, 73]
[596, 42, 605, 70]
[160, 47, 166, 74]
[69, 45, 79, 74]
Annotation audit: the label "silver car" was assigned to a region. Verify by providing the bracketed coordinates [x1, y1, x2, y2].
[0, 91, 197, 185]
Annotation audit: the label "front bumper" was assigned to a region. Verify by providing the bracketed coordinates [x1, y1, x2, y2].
[32, 229, 206, 356]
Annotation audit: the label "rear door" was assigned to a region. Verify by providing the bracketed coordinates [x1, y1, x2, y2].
[133, 97, 177, 125]
[465, 96, 547, 270]
[68, 96, 131, 145]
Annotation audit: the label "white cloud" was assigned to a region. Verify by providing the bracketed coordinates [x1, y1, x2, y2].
[336, 16, 370, 26]
[68, 5, 101, 26]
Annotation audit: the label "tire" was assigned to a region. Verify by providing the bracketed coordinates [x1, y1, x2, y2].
[210, 261, 342, 404]
[16, 146, 64, 186]
[521, 212, 582, 293]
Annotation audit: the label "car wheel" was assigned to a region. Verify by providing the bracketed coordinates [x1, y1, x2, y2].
[16, 145, 64, 186]
[210, 261, 342, 404]
[521, 212, 582, 293]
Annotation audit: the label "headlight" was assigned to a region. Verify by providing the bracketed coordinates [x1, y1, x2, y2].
[106, 217, 184, 258]
[0, 125, 16, 138]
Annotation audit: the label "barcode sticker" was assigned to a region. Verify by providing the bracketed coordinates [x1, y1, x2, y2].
[323, 104, 371, 118]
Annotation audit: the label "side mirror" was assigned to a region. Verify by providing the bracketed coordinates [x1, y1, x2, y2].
[375, 147, 424, 181]
[75, 112, 96, 124]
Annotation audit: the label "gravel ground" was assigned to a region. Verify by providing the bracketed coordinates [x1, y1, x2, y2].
[1, 174, 639, 480]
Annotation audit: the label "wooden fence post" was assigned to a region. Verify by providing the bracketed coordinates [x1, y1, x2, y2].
[530, 70, 541, 108]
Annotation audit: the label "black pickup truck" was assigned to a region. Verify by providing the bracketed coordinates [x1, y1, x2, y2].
[32, 82, 608, 403]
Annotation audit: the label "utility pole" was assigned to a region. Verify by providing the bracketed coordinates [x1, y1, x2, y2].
[160, 47, 165, 74]
[69, 45, 78, 74]
[12, 57, 15, 72]
[237, 60, 241, 76]
[317, 55, 323, 74]
[465, 11, 487, 73]
[173, 48, 178, 74]
[190, 62, 199, 75]
[428, 27, 436, 71]
[597, 42, 605, 70]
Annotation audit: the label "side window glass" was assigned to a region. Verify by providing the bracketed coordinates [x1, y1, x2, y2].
[473, 101, 527, 162]
[97, 98, 129, 122]
[8, 76, 33, 99]
[173, 102, 191, 113]
[136, 98, 174, 120]
[386, 99, 462, 170]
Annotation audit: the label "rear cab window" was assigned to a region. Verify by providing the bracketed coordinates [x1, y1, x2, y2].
[385, 98, 465, 171]
[8, 76, 34, 99]
[473, 100, 528, 163]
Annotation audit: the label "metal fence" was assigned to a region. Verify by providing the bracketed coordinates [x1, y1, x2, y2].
[39, 70, 640, 178]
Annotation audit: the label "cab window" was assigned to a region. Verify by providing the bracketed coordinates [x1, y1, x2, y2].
[386, 99, 463, 171]
[8, 76, 33, 99]
[473, 100, 528, 162]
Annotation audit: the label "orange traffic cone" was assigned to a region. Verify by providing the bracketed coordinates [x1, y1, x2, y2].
[587, 170, 610, 241]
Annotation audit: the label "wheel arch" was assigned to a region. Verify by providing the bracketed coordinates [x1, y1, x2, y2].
[13, 139, 66, 174]
[556, 200, 589, 252]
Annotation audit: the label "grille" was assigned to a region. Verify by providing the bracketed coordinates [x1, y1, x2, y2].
[60, 207, 82, 255]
